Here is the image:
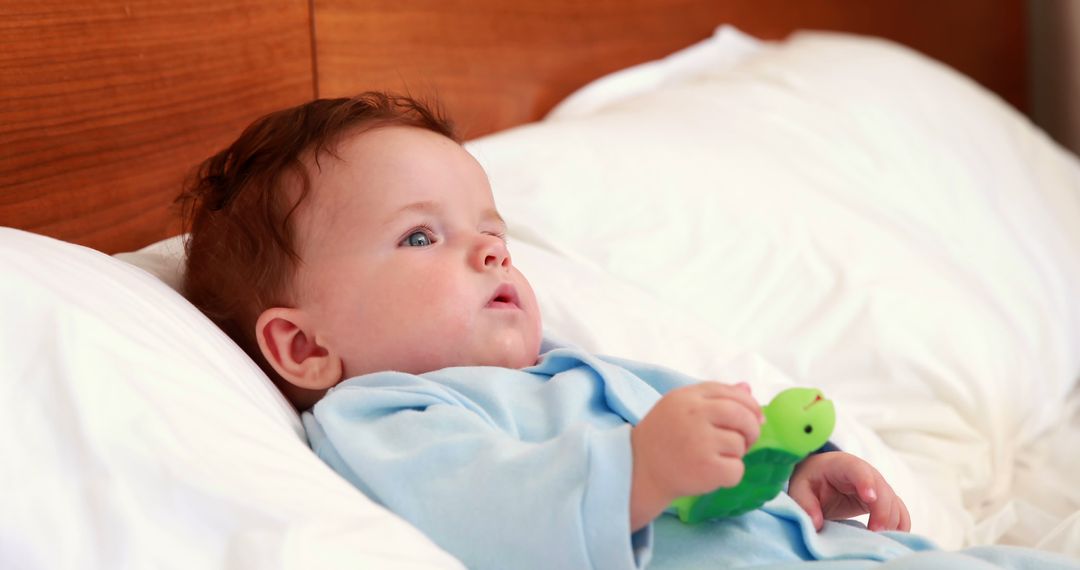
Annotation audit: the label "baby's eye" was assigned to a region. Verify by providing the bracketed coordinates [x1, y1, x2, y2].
[401, 229, 434, 247]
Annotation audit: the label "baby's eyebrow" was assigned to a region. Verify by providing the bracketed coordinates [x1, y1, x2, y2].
[483, 208, 506, 227]
[382, 200, 442, 228]
[385, 200, 506, 227]
[390, 200, 441, 218]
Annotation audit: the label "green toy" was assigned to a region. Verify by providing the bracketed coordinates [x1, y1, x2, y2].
[670, 387, 836, 523]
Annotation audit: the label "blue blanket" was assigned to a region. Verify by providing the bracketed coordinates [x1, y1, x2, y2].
[649, 493, 1079, 569]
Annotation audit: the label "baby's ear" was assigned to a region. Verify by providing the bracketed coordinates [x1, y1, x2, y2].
[255, 307, 342, 392]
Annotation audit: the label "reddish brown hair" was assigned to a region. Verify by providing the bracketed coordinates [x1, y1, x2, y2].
[178, 92, 456, 379]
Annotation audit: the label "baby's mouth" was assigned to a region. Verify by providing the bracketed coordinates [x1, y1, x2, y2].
[486, 283, 521, 309]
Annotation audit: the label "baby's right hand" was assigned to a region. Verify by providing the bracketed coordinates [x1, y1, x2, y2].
[629, 382, 763, 530]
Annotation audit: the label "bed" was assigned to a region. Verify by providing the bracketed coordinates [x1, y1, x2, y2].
[3, 1, 1079, 568]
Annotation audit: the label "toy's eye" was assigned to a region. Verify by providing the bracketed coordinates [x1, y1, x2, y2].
[804, 425, 813, 434]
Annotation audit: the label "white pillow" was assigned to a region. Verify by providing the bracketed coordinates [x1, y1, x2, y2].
[0, 228, 462, 570]
[546, 24, 765, 119]
[467, 31, 1080, 550]
[113, 232, 187, 291]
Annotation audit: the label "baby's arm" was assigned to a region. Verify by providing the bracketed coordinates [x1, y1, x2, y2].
[307, 373, 648, 570]
[788, 451, 911, 532]
[628, 382, 763, 531]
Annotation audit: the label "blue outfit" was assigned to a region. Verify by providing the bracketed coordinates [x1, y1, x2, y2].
[303, 341, 1079, 569]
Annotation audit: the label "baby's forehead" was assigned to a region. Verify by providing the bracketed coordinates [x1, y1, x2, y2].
[297, 124, 491, 227]
[305, 126, 463, 190]
[339, 123, 457, 157]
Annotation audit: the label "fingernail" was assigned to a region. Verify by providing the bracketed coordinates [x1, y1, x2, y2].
[866, 489, 877, 501]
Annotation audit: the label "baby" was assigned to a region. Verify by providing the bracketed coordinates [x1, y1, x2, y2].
[180, 92, 913, 568]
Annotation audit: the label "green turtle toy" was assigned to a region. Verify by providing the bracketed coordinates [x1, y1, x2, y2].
[670, 387, 836, 523]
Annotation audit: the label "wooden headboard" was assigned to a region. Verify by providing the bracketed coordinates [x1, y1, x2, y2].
[0, 0, 1026, 254]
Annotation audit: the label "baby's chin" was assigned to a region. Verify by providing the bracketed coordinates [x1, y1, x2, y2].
[349, 346, 540, 377]
[460, 346, 540, 371]
[485, 334, 543, 370]
[447, 334, 542, 371]
[494, 350, 540, 370]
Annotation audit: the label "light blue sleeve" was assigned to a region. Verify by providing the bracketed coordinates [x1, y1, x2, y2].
[305, 371, 651, 570]
[537, 334, 700, 396]
[594, 353, 702, 394]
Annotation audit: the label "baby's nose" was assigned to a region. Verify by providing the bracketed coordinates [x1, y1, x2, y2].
[474, 235, 510, 270]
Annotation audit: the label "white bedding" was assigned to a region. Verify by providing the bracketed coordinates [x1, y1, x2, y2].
[469, 29, 1080, 554]
[4, 26, 1079, 568]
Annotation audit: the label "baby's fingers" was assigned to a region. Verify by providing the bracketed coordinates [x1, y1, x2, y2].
[866, 485, 909, 532]
[865, 480, 909, 532]
[696, 381, 763, 422]
[899, 499, 911, 532]
[787, 477, 824, 530]
[880, 498, 905, 532]
[706, 399, 762, 449]
[887, 501, 901, 531]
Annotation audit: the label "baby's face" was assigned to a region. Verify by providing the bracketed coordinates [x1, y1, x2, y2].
[292, 126, 543, 380]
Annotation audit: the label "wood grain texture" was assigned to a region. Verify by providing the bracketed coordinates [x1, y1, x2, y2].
[0, 0, 314, 253]
[314, 0, 1026, 140]
[1, 0, 1026, 251]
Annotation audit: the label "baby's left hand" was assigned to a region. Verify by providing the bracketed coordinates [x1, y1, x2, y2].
[788, 451, 910, 533]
